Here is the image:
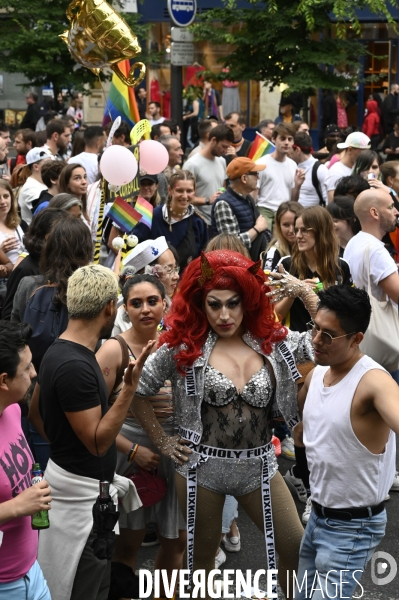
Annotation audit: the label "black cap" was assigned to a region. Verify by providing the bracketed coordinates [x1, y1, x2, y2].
[324, 124, 341, 137]
[139, 173, 158, 184]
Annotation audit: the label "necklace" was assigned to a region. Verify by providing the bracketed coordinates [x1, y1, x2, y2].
[170, 208, 188, 218]
[323, 370, 344, 387]
[323, 356, 360, 387]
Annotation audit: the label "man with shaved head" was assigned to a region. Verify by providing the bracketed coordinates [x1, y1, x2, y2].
[344, 188, 399, 310]
[344, 188, 399, 492]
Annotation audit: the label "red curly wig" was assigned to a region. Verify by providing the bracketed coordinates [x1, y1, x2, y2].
[160, 250, 287, 372]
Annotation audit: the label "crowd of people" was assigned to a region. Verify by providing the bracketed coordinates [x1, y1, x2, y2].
[2, 88, 399, 600]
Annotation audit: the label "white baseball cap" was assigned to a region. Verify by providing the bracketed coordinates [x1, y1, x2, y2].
[122, 236, 169, 272]
[337, 132, 371, 150]
[26, 147, 54, 165]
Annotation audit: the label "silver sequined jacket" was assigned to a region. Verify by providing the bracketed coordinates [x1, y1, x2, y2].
[136, 329, 314, 477]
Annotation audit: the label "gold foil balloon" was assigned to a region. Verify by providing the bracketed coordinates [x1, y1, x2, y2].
[61, 0, 146, 87]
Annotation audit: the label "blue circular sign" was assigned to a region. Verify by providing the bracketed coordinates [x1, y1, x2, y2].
[167, 0, 197, 27]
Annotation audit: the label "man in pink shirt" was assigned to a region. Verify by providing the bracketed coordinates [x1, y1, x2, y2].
[0, 321, 52, 599]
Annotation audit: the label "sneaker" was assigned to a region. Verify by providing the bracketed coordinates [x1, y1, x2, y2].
[390, 471, 399, 491]
[222, 530, 241, 552]
[215, 547, 226, 569]
[281, 436, 296, 461]
[141, 530, 159, 547]
[302, 496, 312, 524]
[284, 467, 308, 503]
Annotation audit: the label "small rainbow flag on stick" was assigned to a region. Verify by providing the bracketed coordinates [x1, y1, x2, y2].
[134, 196, 153, 229]
[248, 132, 275, 161]
[107, 196, 142, 233]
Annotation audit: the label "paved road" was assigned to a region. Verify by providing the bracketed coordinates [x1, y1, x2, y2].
[135, 444, 399, 599]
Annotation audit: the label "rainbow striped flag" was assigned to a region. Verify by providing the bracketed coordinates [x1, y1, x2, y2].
[103, 59, 140, 128]
[134, 196, 153, 229]
[248, 132, 275, 161]
[107, 196, 142, 233]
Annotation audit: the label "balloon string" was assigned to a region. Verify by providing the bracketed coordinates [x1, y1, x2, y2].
[98, 75, 113, 124]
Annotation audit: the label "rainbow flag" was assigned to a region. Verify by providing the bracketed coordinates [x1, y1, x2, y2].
[248, 132, 275, 161]
[103, 59, 140, 128]
[107, 196, 142, 233]
[134, 196, 153, 229]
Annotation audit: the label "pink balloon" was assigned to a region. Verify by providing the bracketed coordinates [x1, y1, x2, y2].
[139, 140, 169, 175]
[100, 145, 138, 186]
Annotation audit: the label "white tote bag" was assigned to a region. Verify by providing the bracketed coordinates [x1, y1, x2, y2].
[359, 247, 399, 371]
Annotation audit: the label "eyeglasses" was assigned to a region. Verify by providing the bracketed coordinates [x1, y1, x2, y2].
[294, 227, 314, 236]
[165, 266, 180, 275]
[245, 172, 260, 178]
[306, 320, 356, 345]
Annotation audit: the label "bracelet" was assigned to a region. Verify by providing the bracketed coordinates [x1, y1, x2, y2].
[127, 443, 139, 463]
[205, 197, 210, 205]
[253, 226, 260, 235]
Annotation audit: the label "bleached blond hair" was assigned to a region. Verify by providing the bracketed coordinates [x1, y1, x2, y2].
[67, 265, 118, 319]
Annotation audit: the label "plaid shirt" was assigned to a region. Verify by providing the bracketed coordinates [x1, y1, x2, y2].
[213, 200, 252, 248]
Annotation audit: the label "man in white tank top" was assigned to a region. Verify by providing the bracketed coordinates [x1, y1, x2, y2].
[294, 285, 398, 600]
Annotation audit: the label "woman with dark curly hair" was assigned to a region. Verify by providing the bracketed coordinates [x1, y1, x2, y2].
[10, 216, 93, 323]
[2, 208, 66, 320]
[132, 250, 319, 599]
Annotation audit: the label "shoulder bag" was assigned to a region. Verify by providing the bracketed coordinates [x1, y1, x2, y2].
[359, 246, 399, 371]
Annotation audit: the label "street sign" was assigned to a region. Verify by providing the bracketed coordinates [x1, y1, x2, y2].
[171, 27, 194, 42]
[171, 42, 195, 66]
[167, 0, 197, 27]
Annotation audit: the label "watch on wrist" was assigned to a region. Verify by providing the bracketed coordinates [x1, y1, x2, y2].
[205, 197, 210, 205]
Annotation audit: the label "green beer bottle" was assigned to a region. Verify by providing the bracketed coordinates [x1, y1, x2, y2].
[31, 463, 50, 530]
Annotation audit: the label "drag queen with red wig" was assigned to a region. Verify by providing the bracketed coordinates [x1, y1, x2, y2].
[133, 250, 317, 599]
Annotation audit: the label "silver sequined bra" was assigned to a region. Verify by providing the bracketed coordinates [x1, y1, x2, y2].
[201, 364, 273, 449]
[194, 363, 278, 496]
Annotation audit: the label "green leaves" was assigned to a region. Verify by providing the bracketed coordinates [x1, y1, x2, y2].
[192, 0, 398, 93]
[0, 0, 152, 93]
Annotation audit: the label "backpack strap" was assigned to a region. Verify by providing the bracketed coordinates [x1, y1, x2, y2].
[311, 160, 325, 206]
[112, 335, 131, 390]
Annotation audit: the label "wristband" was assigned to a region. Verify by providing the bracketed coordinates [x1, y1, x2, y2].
[253, 226, 260, 235]
[127, 443, 139, 463]
[205, 197, 210, 205]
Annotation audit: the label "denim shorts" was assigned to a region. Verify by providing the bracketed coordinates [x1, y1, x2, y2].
[295, 508, 387, 600]
[0, 560, 51, 600]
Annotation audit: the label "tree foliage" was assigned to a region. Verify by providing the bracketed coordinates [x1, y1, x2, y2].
[192, 0, 398, 93]
[0, 0, 151, 94]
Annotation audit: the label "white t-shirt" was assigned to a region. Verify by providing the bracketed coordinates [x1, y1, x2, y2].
[344, 231, 397, 304]
[0, 227, 25, 264]
[18, 177, 47, 225]
[69, 152, 98, 184]
[256, 154, 297, 212]
[297, 156, 328, 207]
[149, 117, 165, 126]
[182, 154, 226, 225]
[325, 161, 352, 192]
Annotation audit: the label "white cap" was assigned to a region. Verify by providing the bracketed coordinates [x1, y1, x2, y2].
[26, 147, 54, 165]
[122, 236, 169, 272]
[336, 132, 371, 150]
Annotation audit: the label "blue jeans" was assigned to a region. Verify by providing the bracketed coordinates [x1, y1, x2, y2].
[0, 560, 51, 600]
[221, 495, 238, 534]
[295, 508, 387, 599]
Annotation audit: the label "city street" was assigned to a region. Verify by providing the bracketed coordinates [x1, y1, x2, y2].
[135, 443, 399, 599]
